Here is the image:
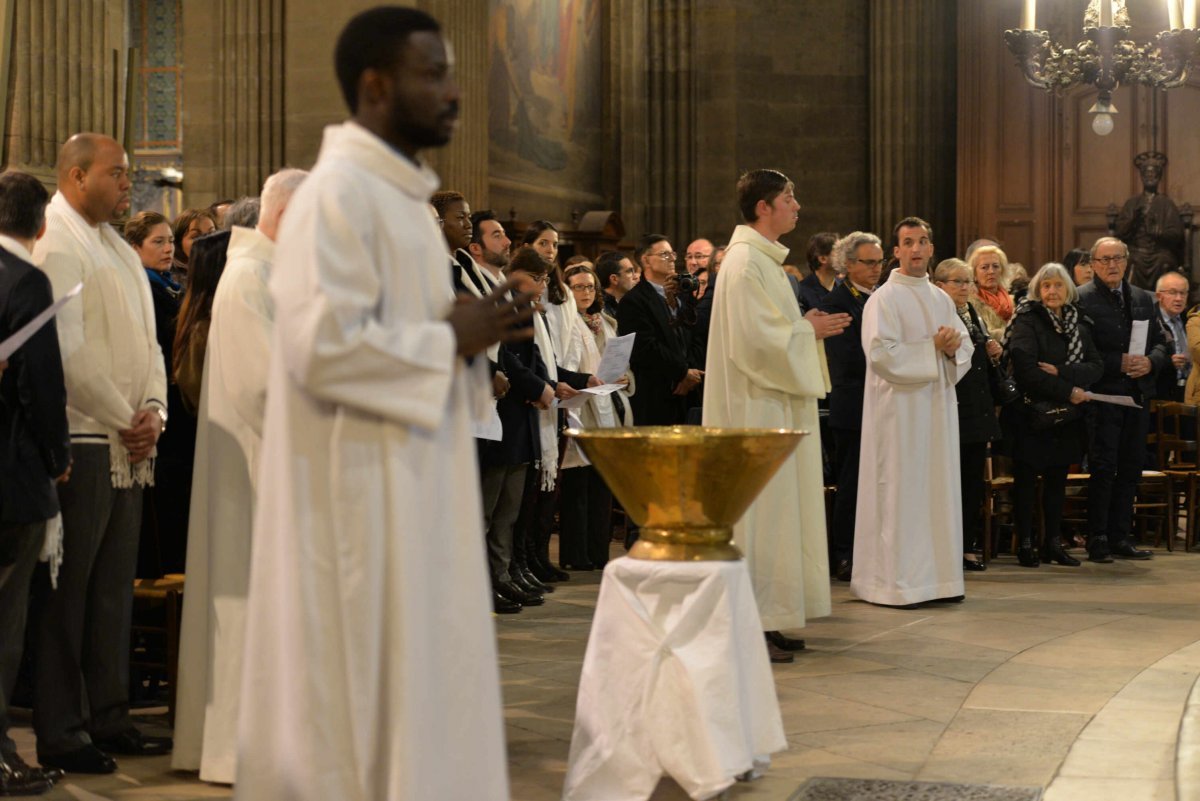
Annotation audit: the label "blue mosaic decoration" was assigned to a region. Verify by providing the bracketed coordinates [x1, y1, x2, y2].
[132, 0, 181, 151]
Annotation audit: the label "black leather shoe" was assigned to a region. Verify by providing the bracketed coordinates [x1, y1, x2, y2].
[529, 560, 569, 583]
[1087, 537, 1114, 563]
[764, 630, 806, 651]
[933, 595, 966, 603]
[962, 558, 987, 572]
[493, 591, 521, 614]
[1043, 545, 1081, 567]
[1016, 545, 1040, 567]
[764, 636, 794, 664]
[38, 744, 117, 774]
[510, 572, 546, 598]
[1111, 540, 1153, 560]
[561, 562, 595, 571]
[519, 568, 554, 593]
[834, 559, 852, 582]
[0, 752, 56, 795]
[92, 728, 172, 757]
[496, 581, 543, 606]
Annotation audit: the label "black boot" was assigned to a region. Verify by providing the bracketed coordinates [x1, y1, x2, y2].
[1043, 539, 1081, 567]
[1016, 537, 1040, 567]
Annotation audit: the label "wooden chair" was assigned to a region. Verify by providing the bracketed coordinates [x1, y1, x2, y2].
[1134, 470, 1173, 550]
[1152, 401, 1200, 550]
[982, 457, 1015, 565]
[131, 573, 184, 725]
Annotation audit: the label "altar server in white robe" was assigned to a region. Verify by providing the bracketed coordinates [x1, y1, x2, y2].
[173, 167, 307, 783]
[852, 217, 973, 608]
[703, 169, 851, 664]
[233, 9, 532, 800]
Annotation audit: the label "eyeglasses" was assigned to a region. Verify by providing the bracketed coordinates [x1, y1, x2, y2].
[684, 252, 712, 262]
[943, 278, 974, 286]
[852, 258, 885, 268]
[1094, 255, 1127, 266]
[620, 267, 640, 276]
[653, 251, 677, 261]
[570, 284, 596, 293]
[1160, 289, 1188, 297]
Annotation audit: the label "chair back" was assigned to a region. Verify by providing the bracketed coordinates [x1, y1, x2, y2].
[1155, 401, 1200, 470]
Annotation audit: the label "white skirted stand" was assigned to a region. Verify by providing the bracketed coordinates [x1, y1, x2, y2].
[562, 557, 787, 801]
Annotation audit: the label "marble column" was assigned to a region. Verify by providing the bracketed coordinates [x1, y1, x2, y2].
[3, 0, 128, 183]
[869, 0, 957, 257]
[182, 0, 285, 207]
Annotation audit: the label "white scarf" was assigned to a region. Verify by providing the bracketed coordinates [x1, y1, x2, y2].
[532, 310, 559, 491]
[48, 193, 158, 488]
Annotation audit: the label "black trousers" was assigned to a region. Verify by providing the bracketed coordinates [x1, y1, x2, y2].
[33, 445, 142, 756]
[959, 441, 988, 553]
[1086, 404, 1150, 543]
[1012, 460, 1069, 549]
[513, 465, 558, 570]
[0, 522, 43, 756]
[558, 466, 613, 569]
[830, 427, 861, 564]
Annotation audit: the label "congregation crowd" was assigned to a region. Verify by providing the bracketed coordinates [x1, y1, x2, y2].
[0, 4, 1192, 798]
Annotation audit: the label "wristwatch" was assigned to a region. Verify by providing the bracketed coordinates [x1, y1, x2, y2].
[154, 405, 168, 433]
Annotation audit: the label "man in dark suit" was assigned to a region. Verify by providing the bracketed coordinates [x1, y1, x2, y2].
[1077, 237, 1171, 563]
[617, 234, 700, 425]
[1152, 271, 1189, 403]
[819, 232, 884, 582]
[0, 170, 70, 795]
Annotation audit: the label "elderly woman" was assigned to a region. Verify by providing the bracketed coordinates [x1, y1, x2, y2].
[558, 264, 633, 570]
[1004, 263, 1103, 567]
[968, 245, 1014, 341]
[934, 259, 1002, 572]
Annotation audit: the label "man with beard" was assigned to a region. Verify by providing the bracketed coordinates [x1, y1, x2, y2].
[234, 8, 533, 799]
[468, 210, 555, 612]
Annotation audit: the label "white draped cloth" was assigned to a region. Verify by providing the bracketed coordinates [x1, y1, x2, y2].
[702, 224, 831, 631]
[233, 121, 507, 801]
[851, 270, 972, 606]
[563, 558, 785, 801]
[174, 225, 276, 782]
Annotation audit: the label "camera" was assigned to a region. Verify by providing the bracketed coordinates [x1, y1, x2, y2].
[673, 264, 699, 295]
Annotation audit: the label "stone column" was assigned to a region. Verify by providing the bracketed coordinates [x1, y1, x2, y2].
[869, 0, 957, 256]
[4, 0, 128, 183]
[183, 0, 285, 207]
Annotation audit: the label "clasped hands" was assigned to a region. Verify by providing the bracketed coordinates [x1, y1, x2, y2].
[933, 326, 961, 357]
[1120, 353, 1152, 379]
[119, 407, 163, 464]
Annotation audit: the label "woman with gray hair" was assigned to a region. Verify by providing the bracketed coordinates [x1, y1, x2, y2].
[1003, 262, 1103, 567]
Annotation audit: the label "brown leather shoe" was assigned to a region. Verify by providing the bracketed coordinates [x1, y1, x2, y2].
[764, 635, 794, 664]
[765, 630, 806, 651]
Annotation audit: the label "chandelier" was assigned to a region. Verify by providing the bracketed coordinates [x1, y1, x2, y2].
[1004, 0, 1200, 135]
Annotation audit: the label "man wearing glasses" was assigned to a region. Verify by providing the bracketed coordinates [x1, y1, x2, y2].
[684, 238, 714, 275]
[1077, 237, 1170, 563]
[1152, 271, 1191, 403]
[616, 234, 701, 425]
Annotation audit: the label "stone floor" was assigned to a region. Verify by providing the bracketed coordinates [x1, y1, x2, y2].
[13, 543, 1200, 801]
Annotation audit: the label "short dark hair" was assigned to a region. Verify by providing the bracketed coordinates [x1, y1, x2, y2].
[634, 234, 668, 264]
[124, 211, 170, 248]
[470, 209, 500, 243]
[1062, 248, 1090, 272]
[334, 6, 441, 114]
[431, 190, 465, 220]
[503, 245, 551, 279]
[564, 263, 603, 314]
[891, 216, 933, 244]
[595, 250, 628, 291]
[0, 171, 49, 240]
[736, 169, 791, 223]
[806, 232, 838, 271]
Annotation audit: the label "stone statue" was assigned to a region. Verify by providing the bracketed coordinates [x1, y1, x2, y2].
[1115, 151, 1185, 290]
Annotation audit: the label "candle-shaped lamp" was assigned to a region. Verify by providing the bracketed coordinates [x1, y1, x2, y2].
[1101, 0, 1113, 26]
[1169, 0, 1183, 29]
[1021, 0, 1037, 30]
[1185, 0, 1197, 28]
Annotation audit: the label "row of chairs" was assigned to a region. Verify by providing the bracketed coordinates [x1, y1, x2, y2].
[981, 401, 1200, 564]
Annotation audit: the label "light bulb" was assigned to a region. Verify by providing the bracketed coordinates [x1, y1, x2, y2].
[1092, 112, 1114, 135]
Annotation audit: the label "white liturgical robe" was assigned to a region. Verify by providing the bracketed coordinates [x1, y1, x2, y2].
[174, 225, 276, 783]
[702, 224, 832, 631]
[233, 122, 507, 801]
[851, 270, 973, 607]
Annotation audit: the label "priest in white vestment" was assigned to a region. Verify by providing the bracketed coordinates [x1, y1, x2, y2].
[703, 170, 851, 663]
[234, 10, 531, 800]
[173, 168, 307, 783]
[852, 217, 973, 607]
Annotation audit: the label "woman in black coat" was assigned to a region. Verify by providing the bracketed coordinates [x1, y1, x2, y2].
[1003, 263, 1103, 567]
[935, 259, 1002, 572]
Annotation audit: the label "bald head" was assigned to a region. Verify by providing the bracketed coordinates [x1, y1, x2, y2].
[56, 133, 131, 226]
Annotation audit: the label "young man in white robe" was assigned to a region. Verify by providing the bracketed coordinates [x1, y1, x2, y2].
[173, 167, 307, 784]
[703, 169, 851, 664]
[233, 9, 533, 801]
[852, 217, 973, 608]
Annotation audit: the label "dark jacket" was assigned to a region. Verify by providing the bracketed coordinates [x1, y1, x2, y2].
[1152, 302, 1187, 402]
[617, 277, 691, 425]
[797, 272, 831, 314]
[689, 273, 715, 371]
[1003, 301, 1103, 467]
[478, 333, 552, 469]
[0, 248, 70, 527]
[819, 282, 869, 431]
[1076, 277, 1170, 401]
[955, 303, 1002, 444]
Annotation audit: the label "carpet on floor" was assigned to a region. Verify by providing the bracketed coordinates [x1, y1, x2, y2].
[789, 777, 1042, 801]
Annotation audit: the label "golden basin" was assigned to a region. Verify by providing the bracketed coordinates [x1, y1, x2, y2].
[564, 426, 807, 561]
